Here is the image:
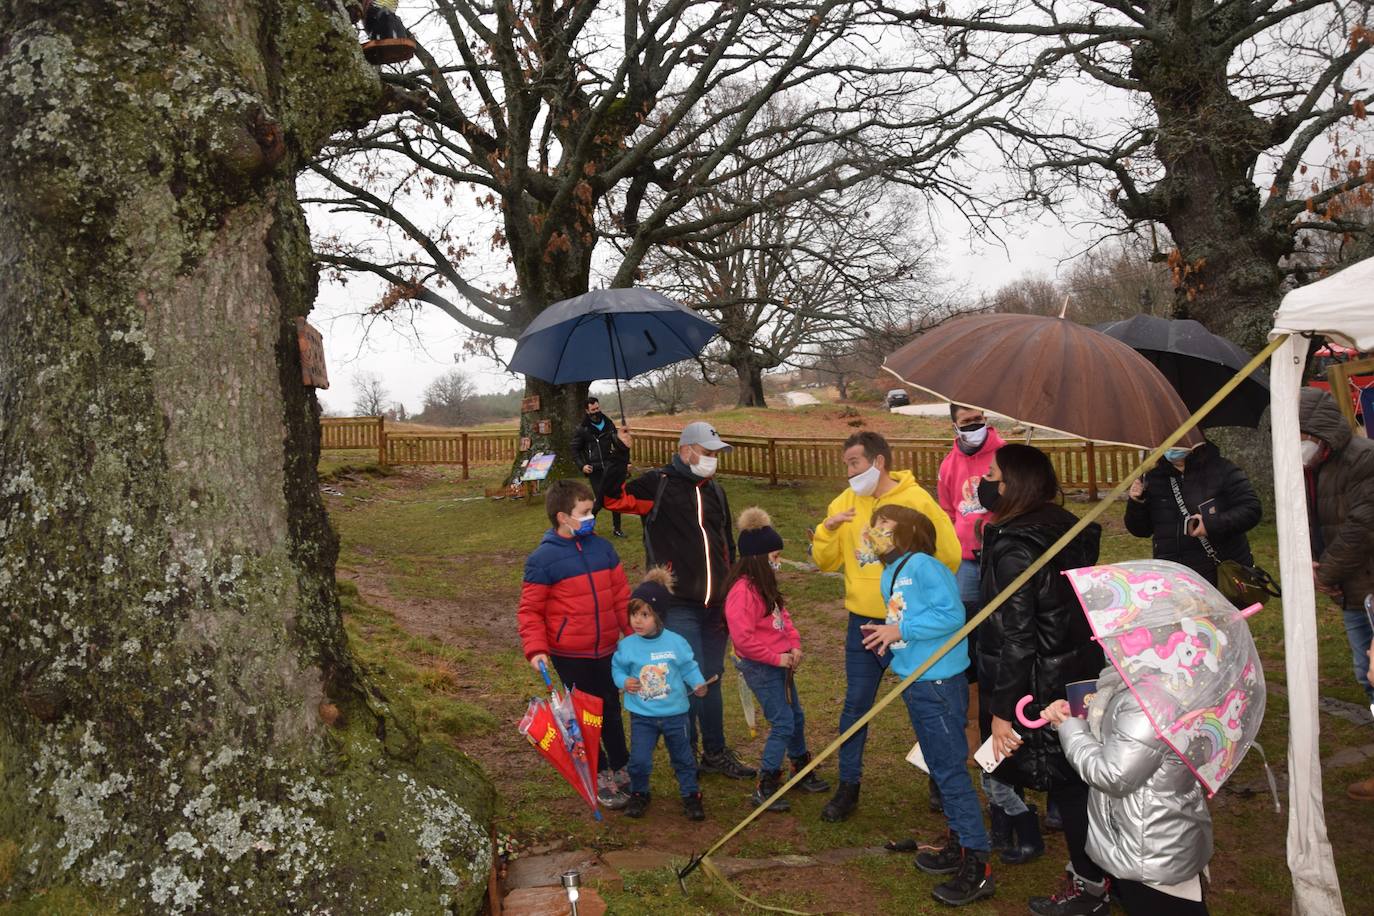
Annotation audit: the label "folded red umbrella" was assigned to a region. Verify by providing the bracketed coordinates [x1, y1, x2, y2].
[519, 699, 597, 813]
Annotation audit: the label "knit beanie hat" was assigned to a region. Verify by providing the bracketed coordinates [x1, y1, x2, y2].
[630, 567, 675, 619]
[736, 506, 785, 557]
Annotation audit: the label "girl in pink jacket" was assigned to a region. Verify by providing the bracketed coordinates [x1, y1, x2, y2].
[725, 507, 832, 810]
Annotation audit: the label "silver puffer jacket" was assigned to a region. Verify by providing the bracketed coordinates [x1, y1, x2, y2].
[1057, 666, 1212, 886]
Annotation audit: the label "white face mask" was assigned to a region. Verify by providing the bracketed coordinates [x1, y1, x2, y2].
[1300, 439, 1322, 467]
[957, 426, 989, 449]
[848, 464, 881, 496]
[691, 453, 718, 478]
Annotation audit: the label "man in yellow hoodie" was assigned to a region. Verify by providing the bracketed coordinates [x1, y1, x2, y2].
[813, 431, 960, 822]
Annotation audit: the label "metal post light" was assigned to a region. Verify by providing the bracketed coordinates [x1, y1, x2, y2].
[560, 868, 581, 916]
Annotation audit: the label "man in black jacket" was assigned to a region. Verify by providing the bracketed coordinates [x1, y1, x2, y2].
[570, 397, 629, 537]
[602, 421, 756, 780]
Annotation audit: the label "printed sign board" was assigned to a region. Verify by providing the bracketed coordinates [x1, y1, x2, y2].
[296, 318, 329, 388]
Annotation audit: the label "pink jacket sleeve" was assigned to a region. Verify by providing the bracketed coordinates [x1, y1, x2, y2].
[780, 606, 801, 651]
[937, 454, 956, 521]
[725, 581, 779, 665]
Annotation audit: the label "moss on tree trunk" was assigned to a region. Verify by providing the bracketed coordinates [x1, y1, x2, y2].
[0, 1, 493, 912]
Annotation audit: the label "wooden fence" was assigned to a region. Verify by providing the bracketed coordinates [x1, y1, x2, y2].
[321, 417, 1144, 497]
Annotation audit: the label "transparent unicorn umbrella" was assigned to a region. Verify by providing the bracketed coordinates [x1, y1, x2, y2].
[1055, 559, 1267, 796]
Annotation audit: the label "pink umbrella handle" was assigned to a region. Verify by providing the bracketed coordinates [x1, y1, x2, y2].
[1015, 695, 1048, 730]
[1239, 602, 1262, 619]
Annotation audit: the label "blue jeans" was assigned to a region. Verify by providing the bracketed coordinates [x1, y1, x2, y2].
[627, 712, 699, 797]
[736, 657, 808, 773]
[981, 772, 1028, 816]
[839, 612, 893, 783]
[1342, 607, 1374, 702]
[956, 560, 981, 684]
[664, 601, 728, 755]
[901, 675, 990, 853]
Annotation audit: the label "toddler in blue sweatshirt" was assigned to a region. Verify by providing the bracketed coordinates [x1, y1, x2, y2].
[612, 568, 709, 820]
[860, 505, 995, 907]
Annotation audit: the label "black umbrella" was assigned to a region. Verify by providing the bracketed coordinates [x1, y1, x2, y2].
[1095, 315, 1270, 428]
[508, 288, 718, 423]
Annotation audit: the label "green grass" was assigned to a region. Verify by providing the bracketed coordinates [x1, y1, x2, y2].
[325, 460, 1367, 914]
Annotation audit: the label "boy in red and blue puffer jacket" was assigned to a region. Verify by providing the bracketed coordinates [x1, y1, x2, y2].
[518, 479, 632, 808]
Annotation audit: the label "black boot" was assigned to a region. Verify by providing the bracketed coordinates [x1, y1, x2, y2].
[914, 832, 963, 875]
[1001, 805, 1044, 865]
[930, 848, 996, 906]
[681, 791, 706, 821]
[987, 804, 1012, 855]
[751, 769, 791, 812]
[1044, 796, 1063, 832]
[790, 753, 831, 793]
[820, 781, 860, 822]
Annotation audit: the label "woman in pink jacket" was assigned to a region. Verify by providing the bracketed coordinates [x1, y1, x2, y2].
[724, 507, 831, 810]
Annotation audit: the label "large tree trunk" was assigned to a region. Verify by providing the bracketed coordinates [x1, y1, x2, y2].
[731, 359, 768, 408]
[508, 233, 597, 481]
[1130, 39, 1292, 351]
[0, 3, 492, 913]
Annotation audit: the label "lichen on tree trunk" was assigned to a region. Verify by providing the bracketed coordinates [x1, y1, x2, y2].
[0, 2, 492, 913]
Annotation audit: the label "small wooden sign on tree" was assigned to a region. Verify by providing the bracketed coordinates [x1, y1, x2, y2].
[295, 318, 329, 389]
[535, 419, 553, 435]
[521, 395, 541, 413]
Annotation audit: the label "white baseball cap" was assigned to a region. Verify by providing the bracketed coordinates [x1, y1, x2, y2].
[678, 421, 733, 453]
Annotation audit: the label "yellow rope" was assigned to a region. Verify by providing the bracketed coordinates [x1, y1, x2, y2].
[678, 334, 1289, 902]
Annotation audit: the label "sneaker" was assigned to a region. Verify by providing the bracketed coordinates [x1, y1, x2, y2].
[612, 528, 626, 538]
[613, 768, 631, 791]
[789, 753, 831, 794]
[931, 848, 995, 907]
[699, 746, 757, 780]
[915, 834, 963, 876]
[819, 781, 860, 822]
[682, 792, 706, 821]
[750, 770, 791, 812]
[625, 791, 650, 818]
[597, 771, 629, 810]
[1028, 873, 1110, 916]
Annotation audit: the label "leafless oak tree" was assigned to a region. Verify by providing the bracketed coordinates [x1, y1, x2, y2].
[891, 0, 1373, 346]
[304, 0, 1033, 472]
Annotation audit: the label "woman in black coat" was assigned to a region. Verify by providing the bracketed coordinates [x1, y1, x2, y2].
[978, 443, 1107, 914]
[1123, 441, 1261, 585]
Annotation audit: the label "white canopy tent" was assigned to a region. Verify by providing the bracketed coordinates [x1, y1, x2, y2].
[1271, 255, 1374, 914]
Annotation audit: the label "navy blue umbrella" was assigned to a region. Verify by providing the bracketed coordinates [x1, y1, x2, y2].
[509, 289, 718, 420]
[1095, 314, 1270, 427]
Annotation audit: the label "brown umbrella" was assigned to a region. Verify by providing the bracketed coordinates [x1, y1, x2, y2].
[882, 313, 1204, 449]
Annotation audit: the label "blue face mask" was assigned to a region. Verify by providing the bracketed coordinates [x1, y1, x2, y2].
[571, 515, 596, 537]
[1164, 447, 1192, 463]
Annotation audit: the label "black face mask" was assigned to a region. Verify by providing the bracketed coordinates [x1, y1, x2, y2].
[977, 476, 1002, 512]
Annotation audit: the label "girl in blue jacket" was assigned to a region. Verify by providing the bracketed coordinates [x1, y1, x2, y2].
[860, 505, 995, 907]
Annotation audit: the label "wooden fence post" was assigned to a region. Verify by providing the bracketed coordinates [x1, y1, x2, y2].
[1085, 441, 1097, 501]
[767, 439, 778, 486]
[461, 432, 470, 480]
[376, 416, 387, 467]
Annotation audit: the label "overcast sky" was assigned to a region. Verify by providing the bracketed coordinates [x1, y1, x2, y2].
[309, 207, 1085, 417]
